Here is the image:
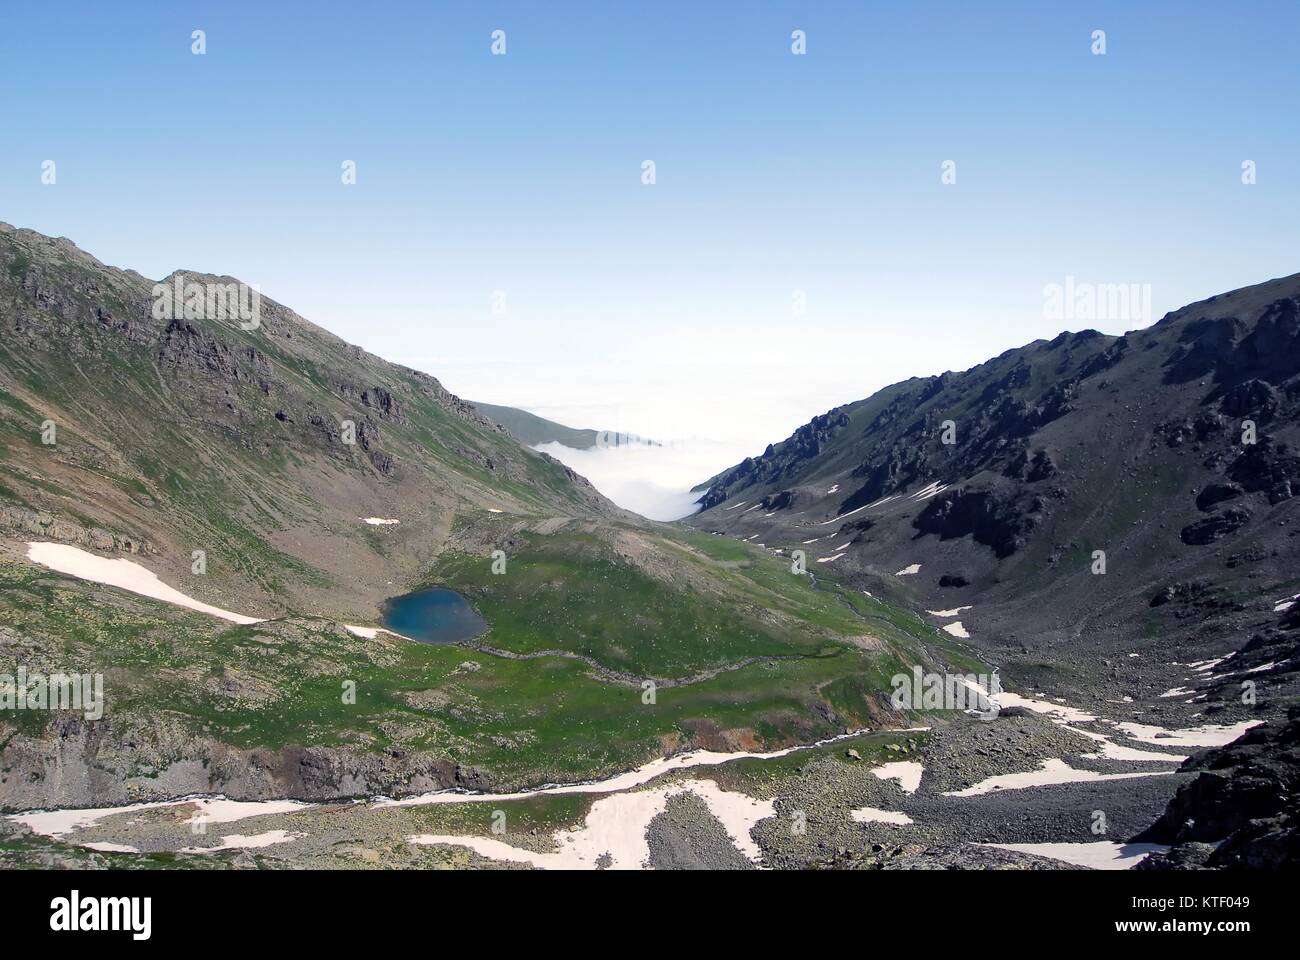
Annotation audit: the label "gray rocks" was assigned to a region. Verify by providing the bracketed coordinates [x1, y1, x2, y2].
[1195, 481, 1245, 511]
[1180, 507, 1252, 545]
[0, 505, 148, 555]
[914, 487, 1042, 558]
[645, 793, 755, 870]
[1136, 708, 1299, 870]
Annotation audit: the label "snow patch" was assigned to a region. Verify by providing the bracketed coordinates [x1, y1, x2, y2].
[1071, 728, 1187, 763]
[850, 807, 913, 826]
[869, 761, 924, 794]
[977, 841, 1166, 870]
[1113, 720, 1261, 749]
[819, 504, 870, 525]
[25, 543, 261, 625]
[944, 759, 1175, 798]
[409, 778, 773, 870]
[11, 796, 310, 841]
[180, 830, 304, 854]
[910, 481, 948, 501]
[926, 606, 972, 618]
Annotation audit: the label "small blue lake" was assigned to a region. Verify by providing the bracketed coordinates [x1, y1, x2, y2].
[380, 587, 488, 645]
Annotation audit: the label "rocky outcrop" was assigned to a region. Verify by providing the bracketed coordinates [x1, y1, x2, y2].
[913, 487, 1044, 558]
[1136, 707, 1300, 870]
[1218, 378, 1281, 421]
[1227, 440, 1300, 503]
[1005, 449, 1057, 482]
[0, 712, 490, 810]
[761, 490, 799, 511]
[1195, 481, 1245, 511]
[1180, 507, 1252, 545]
[0, 505, 150, 555]
[699, 409, 852, 509]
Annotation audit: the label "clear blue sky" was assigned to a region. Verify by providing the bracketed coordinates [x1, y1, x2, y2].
[2, 1, 1297, 451]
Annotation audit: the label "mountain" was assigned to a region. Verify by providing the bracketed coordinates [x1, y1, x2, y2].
[5, 221, 1293, 870]
[0, 223, 931, 811]
[470, 401, 663, 453]
[687, 275, 1300, 733]
[469, 401, 601, 450]
[0, 222, 619, 623]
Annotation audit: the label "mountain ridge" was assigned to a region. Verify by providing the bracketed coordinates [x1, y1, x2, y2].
[0, 219, 622, 621]
[686, 270, 1300, 714]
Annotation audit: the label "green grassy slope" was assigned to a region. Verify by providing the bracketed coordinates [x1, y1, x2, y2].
[0, 517, 959, 806]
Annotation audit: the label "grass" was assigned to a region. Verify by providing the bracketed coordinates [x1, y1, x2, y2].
[0, 522, 936, 793]
[418, 526, 901, 678]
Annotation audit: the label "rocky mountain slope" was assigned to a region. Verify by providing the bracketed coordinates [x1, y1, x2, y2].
[687, 276, 1300, 857]
[0, 222, 617, 622]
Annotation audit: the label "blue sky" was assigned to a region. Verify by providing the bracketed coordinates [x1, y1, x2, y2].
[3, 1, 1297, 472]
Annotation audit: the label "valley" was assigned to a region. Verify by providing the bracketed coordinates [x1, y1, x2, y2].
[0, 222, 1295, 871]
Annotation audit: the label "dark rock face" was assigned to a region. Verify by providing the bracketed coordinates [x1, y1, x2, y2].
[1137, 843, 1217, 870]
[1136, 708, 1300, 870]
[1146, 580, 1245, 618]
[1195, 481, 1245, 511]
[1205, 806, 1300, 869]
[840, 445, 929, 513]
[838, 517, 875, 538]
[1180, 507, 1252, 545]
[1218, 378, 1280, 421]
[1164, 299, 1300, 388]
[1157, 410, 1227, 448]
[1005, 449, 1057, 482]
[699, 409, 851, 509]
[914, 487, 1042, 558]
[158, 317, 262, 381]
[1163, 316, 1245, 384]
[761, 490, 799, 511]
[1149, 581, 1211, 608]
[1226, 440, 1300, 503]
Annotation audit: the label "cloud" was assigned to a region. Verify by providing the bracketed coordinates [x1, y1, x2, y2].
[532, 439, 746, 521]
